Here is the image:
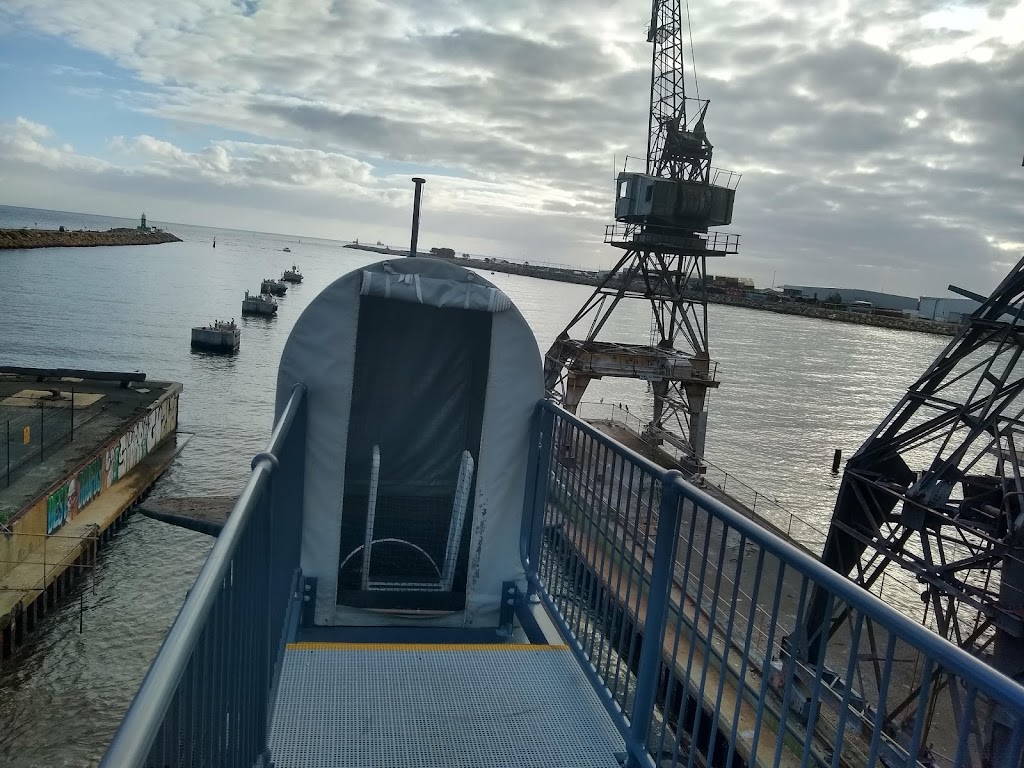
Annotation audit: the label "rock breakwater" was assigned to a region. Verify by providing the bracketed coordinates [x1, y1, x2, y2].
[0, 227, 182, 249]
[348, 242, 960, 337]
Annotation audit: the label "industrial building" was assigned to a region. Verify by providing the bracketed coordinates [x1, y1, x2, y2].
[917, 296, 980, 323]
[781, 286, 983, 323]
[780, 285, 918, 311]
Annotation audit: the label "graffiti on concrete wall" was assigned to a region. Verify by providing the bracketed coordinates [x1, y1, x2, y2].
[46, 480, 76, 534]
[77, 457, 102, 510]
[104, 393, 178, 488]
[158, 392, 179, 441]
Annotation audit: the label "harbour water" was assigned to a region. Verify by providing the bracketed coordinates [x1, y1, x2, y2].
[0, 205, 949, 766]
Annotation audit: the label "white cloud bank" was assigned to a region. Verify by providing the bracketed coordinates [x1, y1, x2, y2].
[1, 0, 1022, 294]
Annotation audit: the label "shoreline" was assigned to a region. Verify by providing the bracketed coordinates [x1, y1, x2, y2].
[342, 243, 958, 337]
[0, 227, 182, 250]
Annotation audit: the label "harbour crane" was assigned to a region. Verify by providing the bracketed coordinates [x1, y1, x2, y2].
[543, 0, 741, 465]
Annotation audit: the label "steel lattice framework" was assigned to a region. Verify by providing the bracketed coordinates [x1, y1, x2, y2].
[543, 0, 739, 464]
[648, 3, 709, 183]
[804, 258, 1024, 767]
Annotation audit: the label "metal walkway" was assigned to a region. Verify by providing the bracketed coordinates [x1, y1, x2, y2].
[268, 643, 626, 768]
[100, 389, 1024, 768]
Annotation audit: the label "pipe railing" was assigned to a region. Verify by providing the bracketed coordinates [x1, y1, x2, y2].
[522, 400, 1024, 768]
[102, 390, 1024, 768]
[576, 400, 827, 550]
[100, 383, 306, 768]
[575, 400, 964, 627]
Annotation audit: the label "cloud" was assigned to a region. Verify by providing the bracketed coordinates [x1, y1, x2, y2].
[0, 117, 606, 263]
[1, 0, 1022, 294]
[50, 64, 112, 79]
[232, 0, 260, 17]
[0, 117, 105, 172]
[9, 116, 52, 140]
[108, 133, 380, 191]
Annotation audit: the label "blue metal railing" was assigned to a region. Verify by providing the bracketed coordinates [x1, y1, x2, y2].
[101, 384, 306, 768]
[521, 401, 1024, 768]
[103, 389, 1024, 768]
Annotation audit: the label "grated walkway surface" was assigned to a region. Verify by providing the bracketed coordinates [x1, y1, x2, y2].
[268, 643, 626, 768]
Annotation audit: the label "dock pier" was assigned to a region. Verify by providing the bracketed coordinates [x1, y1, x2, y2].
[0, 369, 184, 665]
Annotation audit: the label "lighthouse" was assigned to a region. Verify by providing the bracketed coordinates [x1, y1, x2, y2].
[139, 213, 148, 231]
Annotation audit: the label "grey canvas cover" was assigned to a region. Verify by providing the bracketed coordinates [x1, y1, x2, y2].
[275, 258, 543, 627]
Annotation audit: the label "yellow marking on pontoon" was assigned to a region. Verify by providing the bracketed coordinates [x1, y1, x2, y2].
[286, 642, 569, 652]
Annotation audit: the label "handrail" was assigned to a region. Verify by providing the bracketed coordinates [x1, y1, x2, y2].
[665, 452, 1024, 710]
[525, 400, 1024, 768]
[576, 399, 943, 613]
[539, 399, 668, 478]
[264, 384, 307, 458]
[100, 383, 306, 767]
[100, 467, 273, 765]
[102, 390, 1024, 767]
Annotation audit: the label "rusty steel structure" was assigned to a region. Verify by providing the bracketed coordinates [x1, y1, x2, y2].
[543, 0, 740, 464]
[805, 258, 1024, 767]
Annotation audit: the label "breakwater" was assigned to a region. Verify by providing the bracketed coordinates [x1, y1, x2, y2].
[343, 243, 958, 337]
[0, 228, 182, 250]
[706, 293, 958, 336]
[343, 243, 602, 286]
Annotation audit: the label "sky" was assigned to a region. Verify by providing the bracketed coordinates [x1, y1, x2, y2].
[0, 0, 1022, 296]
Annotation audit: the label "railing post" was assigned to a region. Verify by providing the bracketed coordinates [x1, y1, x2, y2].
[625, 469, 684, 766]
[40, 403, 44, 462]
[523, 405, 554, 593]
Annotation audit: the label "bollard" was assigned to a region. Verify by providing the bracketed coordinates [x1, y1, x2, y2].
[831, 448, 842, 473]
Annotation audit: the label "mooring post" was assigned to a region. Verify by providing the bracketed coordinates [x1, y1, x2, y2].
[831, 448, 842, 474]
[409, 177, 426, 257]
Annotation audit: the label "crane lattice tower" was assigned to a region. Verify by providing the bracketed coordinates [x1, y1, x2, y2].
[543, 0, 741, 464]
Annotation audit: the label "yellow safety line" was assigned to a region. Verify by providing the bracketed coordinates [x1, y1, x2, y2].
[286, 642, 569, 652]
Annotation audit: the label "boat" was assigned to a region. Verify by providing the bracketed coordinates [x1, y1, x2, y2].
[241, 290, 277, 316]
[281, 264, 303, 283]
[190, 318, 239, 352]
[261, 278, 287, 296]
[282, 246, 291, 252]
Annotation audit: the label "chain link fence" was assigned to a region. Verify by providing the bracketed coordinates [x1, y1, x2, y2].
[0, 392, 75, 492]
